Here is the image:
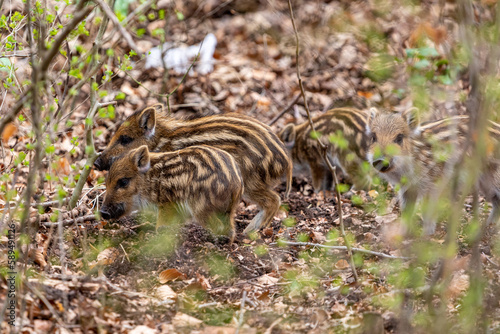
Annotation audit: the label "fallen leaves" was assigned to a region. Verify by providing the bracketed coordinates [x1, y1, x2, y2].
[89, 247, 120, 269]
[2, 122, 17, 143]
[159, 268, 188, 283]
[172, 312, 203, 328]
[155, 285, 177, 303]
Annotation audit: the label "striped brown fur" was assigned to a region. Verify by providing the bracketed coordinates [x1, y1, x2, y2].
[94, 106, 293, 234]
[366, 108, 500, 234]
[100, 145, 244, 242]
[279, 108, 370, 191]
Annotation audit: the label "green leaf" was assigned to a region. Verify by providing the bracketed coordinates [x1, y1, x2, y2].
[413, 59, 431, 69]
[365, 54, 395, 82]
[438, 75, 453, 85]
[310, 131, 321, 140]
[175, 10, 184, 21]
[419, 47, 439, 58]
[116, 92, 126, 100]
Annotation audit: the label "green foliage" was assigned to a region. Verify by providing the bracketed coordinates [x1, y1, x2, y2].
[365, 54, 396, 82]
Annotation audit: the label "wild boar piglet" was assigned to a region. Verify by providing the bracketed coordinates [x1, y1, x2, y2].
[279, 108, 371, 191]
[100, 145, 244, 242]
[366, 107, 500, 234]
[94, 105, 292, 234]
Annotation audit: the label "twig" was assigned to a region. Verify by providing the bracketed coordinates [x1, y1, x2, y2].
[482, 252, 500, 268]
[268, 93, 302, 126]
[68, 82, 116, 209]
[287, 0, 358, 281]
[41, 214, 97, 227]
[24, 280, 66, 328]
[197, 302, 218, 309]
[235, 290, 247, 334]
[31, 198, 69, 208]
[264, 317, 283, 334]
[0, 3, 94, 136]
[123, 41, 202, 114]
[119, 243, 130, 263]
[94, 0, 140, 54]
[273, 241, 411, 260]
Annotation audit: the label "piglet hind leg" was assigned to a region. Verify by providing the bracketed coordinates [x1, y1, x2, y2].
[486, 194, 500, 226]
[243, 186, 281, 235]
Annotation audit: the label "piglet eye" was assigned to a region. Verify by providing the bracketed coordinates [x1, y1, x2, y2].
[119, 135, 133, 145]
[117, 178, 130, 189]
[370, 133, 377, 143]
[394, 134, 404, 145]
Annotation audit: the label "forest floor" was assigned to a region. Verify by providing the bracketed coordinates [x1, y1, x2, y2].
[1, 0, 500, 333]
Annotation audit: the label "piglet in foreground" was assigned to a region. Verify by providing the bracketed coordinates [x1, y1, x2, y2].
[100, 145, 244, 242]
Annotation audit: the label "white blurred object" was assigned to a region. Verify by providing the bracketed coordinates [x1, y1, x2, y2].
[145, 33, 217, 75]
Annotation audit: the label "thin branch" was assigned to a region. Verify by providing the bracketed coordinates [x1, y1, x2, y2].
[0, 4, 94, 136]
[39, 3, 94, 75]
[287, 0, 358, 281]
[31, 198, 69, 208]
[235, 290, 247, 334]
[68, 85, 116, 209]
[24, 280, 66, 328]
[268, 93, 301, 126]
[41, 214, 97, 227]
[94, 0, 140, 54]
[273, 241, 411, 260]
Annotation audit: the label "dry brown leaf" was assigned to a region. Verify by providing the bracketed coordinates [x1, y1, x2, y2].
[335, 259, 350, 269]
[311, 231, 326, 243]
[374, 213, 398, 225]
[447, 272, 469, 299]
[201, 326, 236, 334]
[357, 91, 373, 99]
[155, 285, 177, 302]
[34, 320, 53, 333]
[409, 22, 447, 47]
[331, 301, 347, 315]
[172, 312, 203, 328]
[257, 274, 279, 286]
[2, 123, 17, 143]
[28, 247, 47, 268]
[56, 157, 71, 175]
[159, 268, 188, 283]
[128, 325, 158, 334]
[196, 272, 212, 290]
[89, 247, 120, 268]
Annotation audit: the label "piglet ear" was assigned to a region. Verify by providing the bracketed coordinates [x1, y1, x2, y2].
[138, 106, 156, 138]
[279, 124, 296, 149]
[131, 145, 151, 174]
[366, 107, 378, 134]
[401, 107, 420, 130]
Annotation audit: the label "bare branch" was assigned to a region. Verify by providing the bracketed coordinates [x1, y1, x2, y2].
[42, 214, 97, 227]
[268, 93, 301, 126]
[287, 0, 359, 281]
[94, 0, 140, 54]
[274, 241, 411, 260]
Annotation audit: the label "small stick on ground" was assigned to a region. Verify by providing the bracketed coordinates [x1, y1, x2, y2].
[273, 241, 411, 259]
[31, 198, 69, 208]
[235, 290, 247, 334]
[268, 93, 302, 126]
[42, 214, 97, 228]
[287, 0, 359, 281]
